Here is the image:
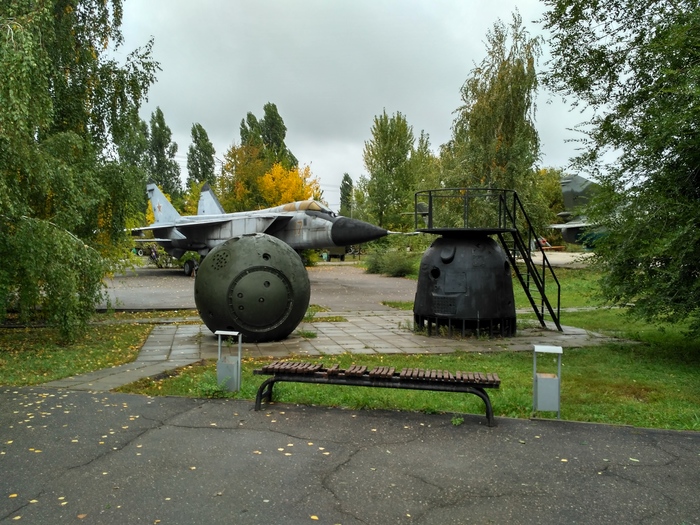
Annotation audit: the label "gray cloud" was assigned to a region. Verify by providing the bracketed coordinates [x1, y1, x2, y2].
[121, 0, 581, 209]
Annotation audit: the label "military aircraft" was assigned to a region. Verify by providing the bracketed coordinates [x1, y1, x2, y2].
[548, 173, 600, 245]
[135, 183, 388, 275]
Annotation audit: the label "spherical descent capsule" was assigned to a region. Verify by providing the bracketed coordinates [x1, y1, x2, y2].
[194, 233, 310, 342]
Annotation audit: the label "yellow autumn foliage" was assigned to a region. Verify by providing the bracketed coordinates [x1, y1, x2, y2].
[259, 163, 322, 207]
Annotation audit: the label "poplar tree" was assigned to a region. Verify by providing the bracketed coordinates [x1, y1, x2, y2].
[186, 123, 216, 187]
[147, 107, 181, 198]
[339, 173, 354, 217]
[362, 110, 415, 229]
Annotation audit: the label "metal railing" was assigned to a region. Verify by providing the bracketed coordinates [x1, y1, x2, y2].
[414, 188, 562, 331]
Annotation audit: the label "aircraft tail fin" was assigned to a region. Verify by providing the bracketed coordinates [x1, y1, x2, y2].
[147, 183, 181, 224]
[198, 183, 226, 215]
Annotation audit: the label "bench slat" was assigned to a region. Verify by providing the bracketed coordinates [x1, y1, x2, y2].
[255, 361, 499, 387]
[254, 360, 500, 427]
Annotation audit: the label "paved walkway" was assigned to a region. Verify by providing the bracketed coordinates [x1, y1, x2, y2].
[45, 311, 616, 392]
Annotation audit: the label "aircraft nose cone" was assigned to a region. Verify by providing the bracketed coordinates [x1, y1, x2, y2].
[331, 217, 388, 246]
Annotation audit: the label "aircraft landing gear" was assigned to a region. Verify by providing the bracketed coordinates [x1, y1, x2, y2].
[183, 259, 198, 277]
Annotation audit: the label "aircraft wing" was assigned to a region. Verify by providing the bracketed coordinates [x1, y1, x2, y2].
[172, 214, 293, 237]
[549, 220, 589, 230]
[131, 214, 295, 245]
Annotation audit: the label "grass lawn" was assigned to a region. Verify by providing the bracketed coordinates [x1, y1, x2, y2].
[0, 321, 152, 385]
[115, 328, 700, 431]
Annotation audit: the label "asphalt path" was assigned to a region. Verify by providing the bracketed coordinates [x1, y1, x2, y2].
[1, 389, 698, 524]
[104, 263, 418, 312]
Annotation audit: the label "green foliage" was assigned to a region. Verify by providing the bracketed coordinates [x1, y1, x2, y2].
[411, 131, 441, 192]
[542, 0, 700, 333]
[218, 103, 300, 211]
[364, 248, 421, 278]
[147, 107, 181, 197]
[362, 110, 416, 230]
[0, 0, 158, 339]
[240, 102, 297, 169]
[339, 173, 353, 217]
[186, 123, 216, 187]
[301, 249, 320, 267]
[217, 143, 268, 211]
[445, 11, 546, 231]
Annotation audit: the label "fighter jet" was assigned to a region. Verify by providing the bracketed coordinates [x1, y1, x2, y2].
[548, 174, 601, 245]
[136, 183, 388, 274]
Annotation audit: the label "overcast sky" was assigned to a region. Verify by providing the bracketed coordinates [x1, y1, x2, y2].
[119, 0, 583, 210]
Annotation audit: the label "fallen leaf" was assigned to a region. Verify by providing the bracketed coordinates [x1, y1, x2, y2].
[9, 494, 18, 499]
[310, 516, 319, 520]
[77, 514, 87, 519]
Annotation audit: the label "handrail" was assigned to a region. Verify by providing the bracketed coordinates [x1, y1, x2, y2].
[414, 188, 562, 331]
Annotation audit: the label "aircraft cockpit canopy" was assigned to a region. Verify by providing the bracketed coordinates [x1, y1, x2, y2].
[280, 200, 337, 217]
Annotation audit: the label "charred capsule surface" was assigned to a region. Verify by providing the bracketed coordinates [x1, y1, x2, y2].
[414, 234, 516, 337]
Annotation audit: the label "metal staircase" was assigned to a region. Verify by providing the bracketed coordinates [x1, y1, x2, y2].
[414, 188, 562, 332]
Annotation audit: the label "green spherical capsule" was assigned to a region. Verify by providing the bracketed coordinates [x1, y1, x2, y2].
[194, 233, 310, 342]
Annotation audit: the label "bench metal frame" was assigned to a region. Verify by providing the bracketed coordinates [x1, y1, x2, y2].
[253, 362, 499, 427]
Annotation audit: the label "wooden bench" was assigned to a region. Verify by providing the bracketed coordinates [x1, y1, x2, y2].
[253, 361, 500, 427]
